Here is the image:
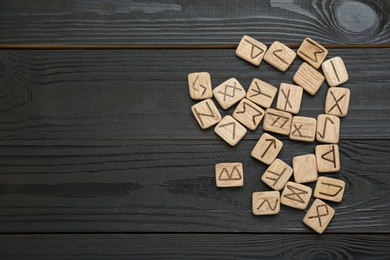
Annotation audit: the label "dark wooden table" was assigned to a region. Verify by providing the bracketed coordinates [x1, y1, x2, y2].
[0, 0, 389, 259]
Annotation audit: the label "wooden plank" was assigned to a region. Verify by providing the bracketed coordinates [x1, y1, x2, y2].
[1, 234, 389, 259]
[0, 139, 388, 233]
[0, 0, 389, 45]
[0, 48, 389, 140]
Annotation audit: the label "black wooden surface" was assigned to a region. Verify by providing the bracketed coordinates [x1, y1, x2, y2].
[0, 0, 389, 259]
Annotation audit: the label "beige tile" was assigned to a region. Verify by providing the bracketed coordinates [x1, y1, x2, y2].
[252, 191, 280, 215]
[215, 162, 244, 187]
[246, 78, 277, 108]
[289, 116, 317, 142]
[233, 98, 265, 131]
[213, 78, 246, 110]
[263, 41, 296, 72]
[276, 83, 303, 114]
[314, 176, 345, 203]
[293, 62, 325, 95]
[236, 35, 267, 66]
[251, 133, 283, 165]
[325, 87, 350, 117]
[281, 181, 312, 210]
[293, 154, 318, 183]
[191, 99, 222, 129]
[261, 159, 293, 191]
[297, 37, 328, 69]
[322, 56, 349, 87]
[188, 72, 213, 100]
[214, 116, 247, 146]
[316, 114, 340, 143]
[315, 144, 340, 173]
[303, 199, 335, 234]
[263, 108, 293, 136]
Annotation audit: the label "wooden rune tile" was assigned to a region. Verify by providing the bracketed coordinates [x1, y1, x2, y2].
[263, 41, 296, 72]
[213, 78, 246, 110]
[236, 35, 267, 66]
[293, 154, 318, 184]
[314, 176, 345, 203]
[263, 108, 293, 136]
[261, 159, 293, 191]
[246, 78, 277, 108]
[233, 98, 265, 130]
[191, 99, 222, 129]
[316, 114, 340, 144]
[303, 199, 335, 234]
[215, 162, 244, 187]
[252, 191, 280, 215]
[325, 87, 351, 117]
[251, 133, 283, 165]
[297, 37, 328, 69]
[289, 116, 317, 142]
[293, 62, 325, 95]
[315, 144, 340, 173]
[281, 181, 312, 210]
[188, 72, 213, 100]
[214, 116, 247, 146]
[276, 83, 303, 114]
[322, 56, 349, 87]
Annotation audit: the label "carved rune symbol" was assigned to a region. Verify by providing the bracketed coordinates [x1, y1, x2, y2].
[218, 122, 236, 140]
[266, 168, 287, 186]
[262, 138, 277, 158]
[244, 39, 264, 59]
[257, 198, 278, 211]
[273, 49, 288, 65]
[330, 60, 340, 82]
[328, 91, 345, 114]
[193, 102, 216, 127]
[268, 112, 290, 128]
[292, 124, 303, 137]
[236, 101, 263, 125]
[317, 117, 334, 139]
[218, 166, 242, 181]
[321, 145, 337, 168]
[319, 182, 343, 197]
[250, 82, 272, 99]
[308, 204, 329, 227]
[298, 38, 325, 63]
[283, 185, 308, 203]
[217, 82, 242, 102]
[191, 75, 207, 96]
[281, 88, 292, 110]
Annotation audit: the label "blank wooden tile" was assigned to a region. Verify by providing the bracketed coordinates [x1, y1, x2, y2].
[322, 56, 349, 87]
[251, 133, 283, 165]
[289, 116, 317, 142]
[293, 154, 318, 183]
[325, 87, 351, 117]
[233, 98, 265, 130]
[215, 162, 244, 187]
[214, 116, 247, 146]
[315, 144, 340, 173]
[297, 37, 328, 69]
[281, 181, 312, 210]
[261, 159, 293, 191]
[263, 41, 296, 72]
[314, 176, 345, 203]
[293, 62, 325, 95]
[236, 35, 267, 66]
[188, 72, 213, 100]
[191, 99, 222, 129]
[263, 108, 293, 136]
[276, 83, 303, 114]
[303, 199, 335, 234]
[252, 191, 280, 215]
[246, 78, 277, 108]
[213, 78, 246, 110]
[316, 114, 340, 143]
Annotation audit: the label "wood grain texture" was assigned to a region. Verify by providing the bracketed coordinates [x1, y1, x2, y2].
[0, 0, 389, 45]
[0, 234, 389, 259]
[0, 139, 388, 233]
[0, 48, 389, 140]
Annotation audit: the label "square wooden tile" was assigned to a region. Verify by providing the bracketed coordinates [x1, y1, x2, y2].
[322, 56, 349, 87]
[314, 176, 345, 203]
[246, 78, 277, 108]
[214, 116, 247, 146]
[263, 41, 296, 72]
[252, 191, 280, 215]
[188, 72, 213, 100]
[236, 35, 267, 66]
[315, 144, 340, 173]
[316, 114, 340, 143]
[303, 199, 335, 234]
[263, 108, 293, 136]
[293, 154, 318, 183]
[215, 162, 244, 187]
[276, 83, 303, 114]
[233, 98, 265, 130]
[325, 87, 351, 117]
[297, 37, 328, 69]
[251, 133, 283, 165]
[213, 78, 246, 110]
[261, 159, 293, 191]
[281, 181, 312, 210]
[289, 116, 317, 142]
[293, 62, 325, 95]
[191, 99, 222, 129]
